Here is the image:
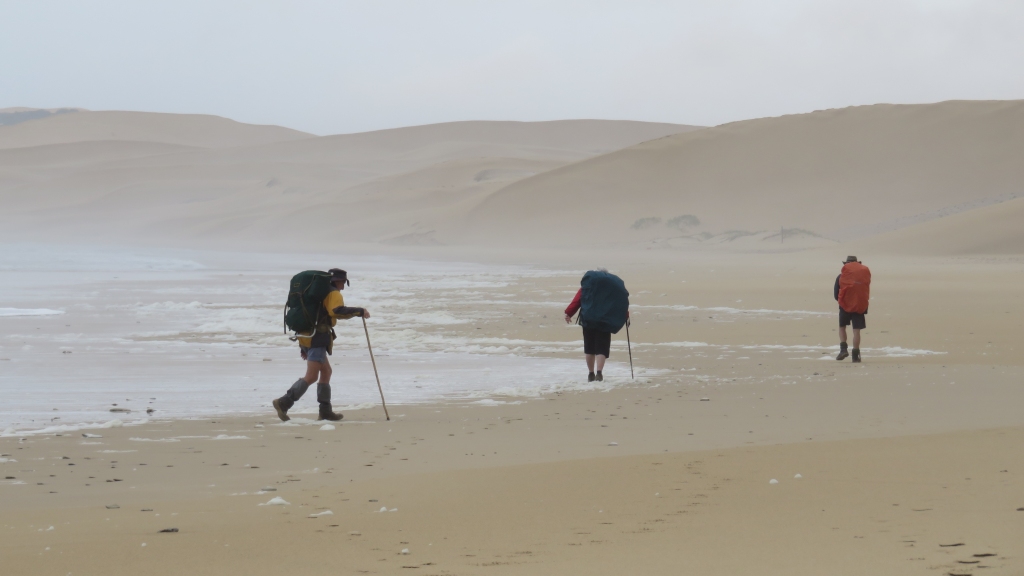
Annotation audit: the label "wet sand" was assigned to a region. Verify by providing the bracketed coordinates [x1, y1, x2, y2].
[3, 393, 1023, 575]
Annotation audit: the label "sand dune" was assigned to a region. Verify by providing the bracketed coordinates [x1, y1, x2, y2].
[1, 102, 1021, 255]
[858, 195, 1024, 256]
[283, 156, 569, 246]
[462, 100, 1024, 252]
[0, 116, 698, 247]
[0, 110, 312, 149]
[0, 140, 199, 168]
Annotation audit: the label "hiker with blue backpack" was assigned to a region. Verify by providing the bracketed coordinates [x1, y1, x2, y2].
[564, 269, 631, 382]
[274, 268, 370, 422]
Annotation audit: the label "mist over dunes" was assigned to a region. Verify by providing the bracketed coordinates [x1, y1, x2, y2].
[1, 101, 1021, 255]
[0, 112, 697, 248]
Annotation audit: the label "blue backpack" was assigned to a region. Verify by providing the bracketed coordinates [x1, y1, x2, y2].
[579, 270, 629, 334]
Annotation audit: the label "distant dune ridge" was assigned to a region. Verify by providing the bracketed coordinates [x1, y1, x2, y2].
[0, 110, 311, 149]
[0, 107, 83, 127]
[0, 101, 1021, 255]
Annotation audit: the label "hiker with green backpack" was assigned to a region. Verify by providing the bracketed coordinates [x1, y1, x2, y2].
[274, 268, 369, 422]
[564, 269, 631, 382]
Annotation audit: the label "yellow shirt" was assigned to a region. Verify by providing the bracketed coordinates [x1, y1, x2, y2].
[297, 290, 354, 348]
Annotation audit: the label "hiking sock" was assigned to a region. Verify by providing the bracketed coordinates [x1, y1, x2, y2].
[274, 378, 310, 422]
[316, 382, 331, 405]
[318, 402, 343, 421]
[836, 342, 849, 361]
[284, 378, 311, 404]
[851, 348, 861, 363]
[315, 383, 342, 420]
[596, 370, 603, 382]
[588, 372, 596, 382]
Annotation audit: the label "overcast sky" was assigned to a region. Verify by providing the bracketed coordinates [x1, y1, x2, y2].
[2, 0, 1022, 135]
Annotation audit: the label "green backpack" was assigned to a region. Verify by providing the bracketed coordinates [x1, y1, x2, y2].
[283, 270, 334, 335]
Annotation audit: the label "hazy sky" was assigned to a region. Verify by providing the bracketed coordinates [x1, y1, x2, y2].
[2, 0, 1023, 134]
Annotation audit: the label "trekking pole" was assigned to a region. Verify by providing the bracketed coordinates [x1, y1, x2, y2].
[362, 316, 390, 421]
[626, 320, 634, 380]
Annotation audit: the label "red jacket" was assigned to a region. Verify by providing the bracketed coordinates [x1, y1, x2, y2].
[565, 289, 582, 317]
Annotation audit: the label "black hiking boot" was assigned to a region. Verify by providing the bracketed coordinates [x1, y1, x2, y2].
[851, 348, 861, 363]
[272, 398, 291, 422]
[588, 372, 596, 382]
[836, 343, 849, 361]
[318, 403, 343, 422]
[596, 371, 604, 382]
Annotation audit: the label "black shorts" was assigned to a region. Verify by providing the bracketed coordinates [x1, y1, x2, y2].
[839, 309, 866, 330]
[582, 327, 611, 357]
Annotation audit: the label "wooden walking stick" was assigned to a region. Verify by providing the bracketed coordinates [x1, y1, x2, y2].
[362, 316, 390, 421]
[626, 319, 634, 380]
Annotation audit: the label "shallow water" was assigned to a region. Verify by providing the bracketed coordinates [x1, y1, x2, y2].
[0, 244, 945, 433]
[0, 244, 629, 431]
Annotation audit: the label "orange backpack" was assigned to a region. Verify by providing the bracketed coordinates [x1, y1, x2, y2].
[838, 262, 871, 314]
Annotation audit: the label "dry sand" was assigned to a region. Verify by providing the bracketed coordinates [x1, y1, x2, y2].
[4, 414, 1022, 575]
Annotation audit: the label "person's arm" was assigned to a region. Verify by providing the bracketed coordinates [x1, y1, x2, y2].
[332, 305, 367, 319]
[834, 275, 840, 301]
[326, 291, 369, 319]
[564, 289, 582, 324]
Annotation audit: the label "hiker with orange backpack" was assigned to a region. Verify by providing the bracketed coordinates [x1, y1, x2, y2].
[834, 256, 871, 362]
[273, 268, 370, 422]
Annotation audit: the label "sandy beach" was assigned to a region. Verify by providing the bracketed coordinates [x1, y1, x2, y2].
[4, 410, 1023, 575]
[3, 247, 1023, 575]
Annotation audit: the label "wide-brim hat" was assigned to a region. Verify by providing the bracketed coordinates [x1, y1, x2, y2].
[328, 268, 350, 286]
[844, 255, 859, 263]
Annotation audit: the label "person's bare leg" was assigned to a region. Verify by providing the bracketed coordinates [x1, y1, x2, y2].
[839, 326, 848, 345]
[837, 325, 849, 360]
[595, 354, 607, 381]
[852, 329, 861, 349]
[303, 361, 322, 385]
[586, 354, 596, 373]
[317, 356, 332, 385]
